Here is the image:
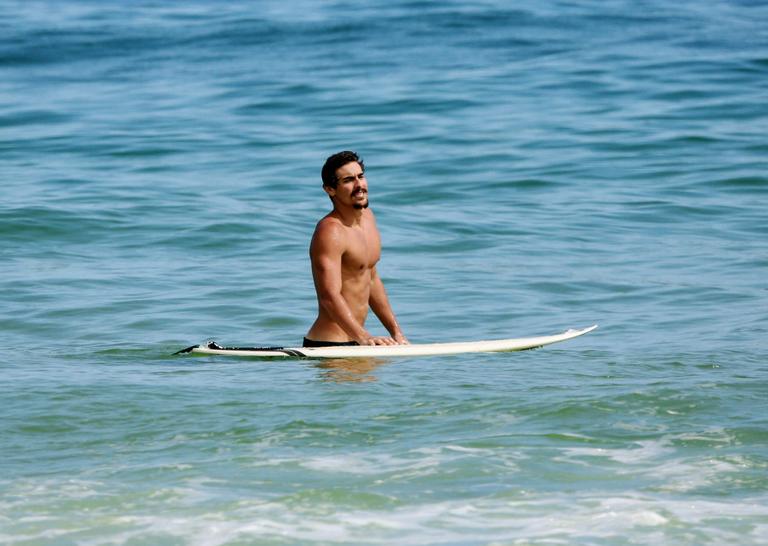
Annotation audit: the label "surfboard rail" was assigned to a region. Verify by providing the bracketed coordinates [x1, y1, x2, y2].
[175, 325, 597, 359]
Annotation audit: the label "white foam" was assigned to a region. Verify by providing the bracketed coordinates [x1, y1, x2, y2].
[556, 438, 673, 466]
[5, 488, 768, 545]
[259, 443, 515, 479]
[4, 457, 767, 545]
[86, 493, 768, 545]
[648, 455, 746, 493]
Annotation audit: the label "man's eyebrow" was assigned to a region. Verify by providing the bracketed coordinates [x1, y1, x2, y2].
[338, 172, 364, 181]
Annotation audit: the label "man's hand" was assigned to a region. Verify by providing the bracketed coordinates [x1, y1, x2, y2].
[356, 334, 403, 346]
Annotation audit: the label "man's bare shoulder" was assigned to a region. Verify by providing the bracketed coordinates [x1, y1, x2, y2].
[311, 214, 346, 252]
[314, 213, 345, 235]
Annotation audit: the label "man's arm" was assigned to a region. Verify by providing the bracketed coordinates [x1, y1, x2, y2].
[311, 221, 370, 343]
[311, 221, 395, 346]
[369, 266, 408, 344]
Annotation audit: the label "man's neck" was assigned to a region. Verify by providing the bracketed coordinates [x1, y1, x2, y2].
[332, 204, 364, 226]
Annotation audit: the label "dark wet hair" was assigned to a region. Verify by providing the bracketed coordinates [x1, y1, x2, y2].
[321, 150, 364, 188]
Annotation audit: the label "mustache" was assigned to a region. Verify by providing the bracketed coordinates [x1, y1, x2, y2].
[352, 189, 367, 196]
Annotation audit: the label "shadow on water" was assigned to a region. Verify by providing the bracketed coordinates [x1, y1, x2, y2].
[310, 357, 390, 383]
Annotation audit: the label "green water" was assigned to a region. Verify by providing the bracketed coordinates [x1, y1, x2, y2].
[2, 0, 767, 544]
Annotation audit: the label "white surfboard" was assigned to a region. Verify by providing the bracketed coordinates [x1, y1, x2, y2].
[175, 325, 597, 359]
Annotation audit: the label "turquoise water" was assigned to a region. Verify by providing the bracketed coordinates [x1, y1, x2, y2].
[2, 0, 767, 544]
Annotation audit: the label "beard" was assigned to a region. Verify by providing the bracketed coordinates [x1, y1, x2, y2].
[352, 190, 369, 209]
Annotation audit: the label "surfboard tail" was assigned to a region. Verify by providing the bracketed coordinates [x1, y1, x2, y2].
[173, 345, 200, 355]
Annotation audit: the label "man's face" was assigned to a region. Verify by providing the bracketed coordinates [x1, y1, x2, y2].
[329, 161, 368, 209]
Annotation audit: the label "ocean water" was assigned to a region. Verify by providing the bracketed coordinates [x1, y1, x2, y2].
[2, 0, 767, 544]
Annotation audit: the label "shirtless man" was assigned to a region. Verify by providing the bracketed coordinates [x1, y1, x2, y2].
[304, 151, 409, 347]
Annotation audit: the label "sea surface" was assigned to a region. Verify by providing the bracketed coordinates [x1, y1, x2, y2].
[2, 0, 767, 544]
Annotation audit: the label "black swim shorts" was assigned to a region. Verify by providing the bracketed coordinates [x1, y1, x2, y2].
[302, 338, 360, 348]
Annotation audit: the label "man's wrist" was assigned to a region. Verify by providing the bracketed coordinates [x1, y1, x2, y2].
[355, 331, 373, 345]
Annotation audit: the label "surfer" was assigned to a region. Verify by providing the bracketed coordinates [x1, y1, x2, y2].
[304, 151, 409, 348]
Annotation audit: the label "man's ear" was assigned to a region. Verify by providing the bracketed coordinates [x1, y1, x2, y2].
[323, 185, 336, 198]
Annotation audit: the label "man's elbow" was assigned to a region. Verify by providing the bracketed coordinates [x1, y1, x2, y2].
[318, 291, 340, 311]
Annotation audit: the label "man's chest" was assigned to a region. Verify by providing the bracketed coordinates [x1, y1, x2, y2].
[342, 226, 381, 270]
